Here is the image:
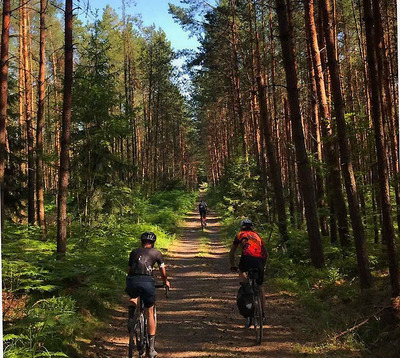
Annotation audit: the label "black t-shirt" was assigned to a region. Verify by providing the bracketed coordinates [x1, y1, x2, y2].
[128, 247, 165, 276]
[199, 202, 207, 213]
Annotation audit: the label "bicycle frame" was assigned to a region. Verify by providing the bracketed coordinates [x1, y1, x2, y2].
[128, 284, 169, 358]
[247, 269, 264, 344]
[127, 296, 147, 358]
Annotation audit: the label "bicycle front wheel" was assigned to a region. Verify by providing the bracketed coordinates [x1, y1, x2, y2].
[253, 291, 263, 344]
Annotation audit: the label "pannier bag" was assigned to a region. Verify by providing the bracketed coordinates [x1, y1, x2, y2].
[236, 282, 254, 318]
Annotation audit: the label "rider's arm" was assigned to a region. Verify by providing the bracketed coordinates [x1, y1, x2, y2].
[261, 240, 268, 267]
[159, 266, 171, 288]
[126, 250, 134, 275]
[156, 250, 170, 287]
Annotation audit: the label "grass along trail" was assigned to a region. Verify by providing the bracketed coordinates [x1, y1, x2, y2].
[87, 205, 306, 357]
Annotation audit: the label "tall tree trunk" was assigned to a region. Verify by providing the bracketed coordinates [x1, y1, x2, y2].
[50, 32, 60, 192]
[23, 5, 35, 225]
[284, 98, 296, 226]
[231, 0, 249, 165]
[0, 0, 11, 225]
[36, 0, 47, 235]
[307, 40, 328, 237]
[363, 0, 400, 297]
[57, 0, 73, 254]
[372, 0, 400, 237]
[253, 1, 288, 243]
[18, 2, 26, 177]
[321, 0, 371, 289]
[275, 0, 324, 268]
[304, 0, 350, 247]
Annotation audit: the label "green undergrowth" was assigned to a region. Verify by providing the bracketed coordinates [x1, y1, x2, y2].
[207, 181, 399, 357]
[2, 189, 196, 357]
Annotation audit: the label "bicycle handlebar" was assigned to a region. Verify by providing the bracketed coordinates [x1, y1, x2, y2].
[155, 284, 168, 288]
[155, 284, 169, 298]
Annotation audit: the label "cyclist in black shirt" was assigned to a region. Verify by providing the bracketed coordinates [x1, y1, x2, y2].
[199, 200, 208, 224]
[126, 232, 170, 358]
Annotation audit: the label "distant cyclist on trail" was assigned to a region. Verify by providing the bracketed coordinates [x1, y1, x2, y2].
[198, 200, 208, 225]
[229, 219, 267, 317]
[126, 232, 171, 358]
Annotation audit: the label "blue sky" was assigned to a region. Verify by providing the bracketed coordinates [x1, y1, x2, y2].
[82, 0, 200, 52]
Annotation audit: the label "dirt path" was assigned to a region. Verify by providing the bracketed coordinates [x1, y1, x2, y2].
[87, 207, 305, 357]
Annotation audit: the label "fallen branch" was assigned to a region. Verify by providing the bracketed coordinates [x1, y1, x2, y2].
[332, 305, 392, 340]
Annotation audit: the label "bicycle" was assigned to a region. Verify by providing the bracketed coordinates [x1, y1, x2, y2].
[128, 284, 169, 358]
[245, 268, 264, 344]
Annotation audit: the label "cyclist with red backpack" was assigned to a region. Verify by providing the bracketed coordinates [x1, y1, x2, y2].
[229, 219, 267, 324]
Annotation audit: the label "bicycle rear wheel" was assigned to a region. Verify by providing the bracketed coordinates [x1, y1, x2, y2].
[135, 313, 146, 357]
[128, 329, 135, 358]
[128, 306, 135, 358]
[253, 291, 263, 344]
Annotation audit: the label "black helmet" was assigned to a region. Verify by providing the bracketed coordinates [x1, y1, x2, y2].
[241, 219, 253, 228]
[140, 231, 157, 243]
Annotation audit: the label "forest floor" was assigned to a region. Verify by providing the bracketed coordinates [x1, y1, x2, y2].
[86, 205, 324, 357]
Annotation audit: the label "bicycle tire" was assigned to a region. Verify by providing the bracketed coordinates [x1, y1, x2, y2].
[128, 306, 135, 358]
[128, 329, 135, 358]
[135, 312, 145, 356]
[253, 289, 263, 344]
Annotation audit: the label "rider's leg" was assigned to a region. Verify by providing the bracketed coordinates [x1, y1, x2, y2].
[145, 306, 157, 357]
[238, 269, 247, 284]
[145, 305, 156, 335]
[129, 298, 138, 318]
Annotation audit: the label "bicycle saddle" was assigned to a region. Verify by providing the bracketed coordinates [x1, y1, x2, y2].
[247, 268, 260, 280]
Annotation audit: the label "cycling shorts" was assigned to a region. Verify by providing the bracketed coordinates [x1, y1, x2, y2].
[125, 275, 156, 308]
[239, 255, 265, 285]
